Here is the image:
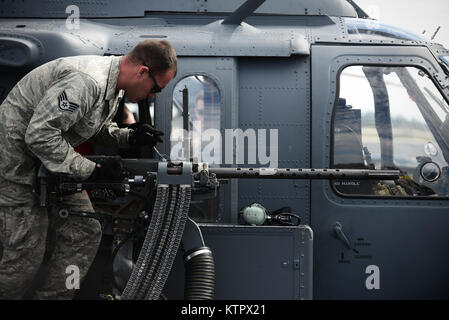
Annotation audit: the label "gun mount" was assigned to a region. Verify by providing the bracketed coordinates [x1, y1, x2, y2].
[37, 156, 400, 300]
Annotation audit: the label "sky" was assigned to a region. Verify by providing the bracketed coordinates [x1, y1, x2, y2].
[355, 0, 449, 48]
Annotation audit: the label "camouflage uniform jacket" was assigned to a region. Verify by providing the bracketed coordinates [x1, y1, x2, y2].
[0, 55, 130, 187]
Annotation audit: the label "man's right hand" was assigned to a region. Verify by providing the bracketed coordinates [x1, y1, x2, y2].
[89, 157, 123, 180]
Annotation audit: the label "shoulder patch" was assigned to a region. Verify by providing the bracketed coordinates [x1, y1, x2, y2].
[58, 91, 80, 113]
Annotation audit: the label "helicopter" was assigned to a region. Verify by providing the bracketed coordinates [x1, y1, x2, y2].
[0, 0, 449, 300]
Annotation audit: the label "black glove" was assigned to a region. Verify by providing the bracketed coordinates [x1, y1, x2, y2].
[128, 123, 164, 148]
[90, 157, 123, 180]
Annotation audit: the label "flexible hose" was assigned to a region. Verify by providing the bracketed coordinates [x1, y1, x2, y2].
[184, 247, 215, 300]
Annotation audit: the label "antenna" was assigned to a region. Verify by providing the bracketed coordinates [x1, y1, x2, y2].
[222, 0, 266, 25]
[431, 26, 441, 41]
[346, 0, 370, 19]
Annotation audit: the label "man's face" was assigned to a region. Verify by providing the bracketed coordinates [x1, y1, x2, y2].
[126, 66, 176, 103]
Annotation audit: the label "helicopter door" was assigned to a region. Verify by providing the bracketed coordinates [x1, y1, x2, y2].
[311, 45, 449, 299]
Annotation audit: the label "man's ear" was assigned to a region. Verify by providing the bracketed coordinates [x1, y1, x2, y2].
[135, 65, 144, 78]
[140, 65, 149, 77]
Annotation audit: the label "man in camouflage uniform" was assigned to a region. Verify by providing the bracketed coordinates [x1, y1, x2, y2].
[0, 39, 177, 299]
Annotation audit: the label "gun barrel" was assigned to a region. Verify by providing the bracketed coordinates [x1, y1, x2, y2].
[206, 168, 400, 180]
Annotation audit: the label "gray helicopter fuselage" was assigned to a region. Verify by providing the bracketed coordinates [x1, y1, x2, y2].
[1, 0, 449, 300]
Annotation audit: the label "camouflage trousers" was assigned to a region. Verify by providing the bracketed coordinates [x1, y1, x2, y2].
[0, 178, 102, 300]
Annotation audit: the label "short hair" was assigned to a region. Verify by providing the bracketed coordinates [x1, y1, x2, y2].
[127, 39, 177, 76]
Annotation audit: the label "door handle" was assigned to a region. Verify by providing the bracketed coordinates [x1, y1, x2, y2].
[333, 222, 352, 249]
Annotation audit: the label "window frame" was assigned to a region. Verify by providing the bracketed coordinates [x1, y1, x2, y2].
[330, 63, 449, 200]
[169, 72, 224, 165]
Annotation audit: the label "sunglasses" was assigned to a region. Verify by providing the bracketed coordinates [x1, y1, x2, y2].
[142, 63, 162, 94]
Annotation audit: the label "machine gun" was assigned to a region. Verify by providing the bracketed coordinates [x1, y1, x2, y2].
[38, 156, 399, 233]
[37, 156, 400, 300]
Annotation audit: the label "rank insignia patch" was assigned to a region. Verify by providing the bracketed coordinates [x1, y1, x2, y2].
[58, 91, 79, 112]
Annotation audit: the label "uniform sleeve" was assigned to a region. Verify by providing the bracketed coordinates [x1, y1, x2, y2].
[90, 121, 132, 148]
[25, 72, 99, 180]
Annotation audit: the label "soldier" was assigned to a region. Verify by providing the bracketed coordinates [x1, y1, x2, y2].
[0, 39, 177, 299]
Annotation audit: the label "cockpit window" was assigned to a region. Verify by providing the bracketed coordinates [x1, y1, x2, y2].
[333, 65, 449, 197]
[344, 18, 426, 42]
